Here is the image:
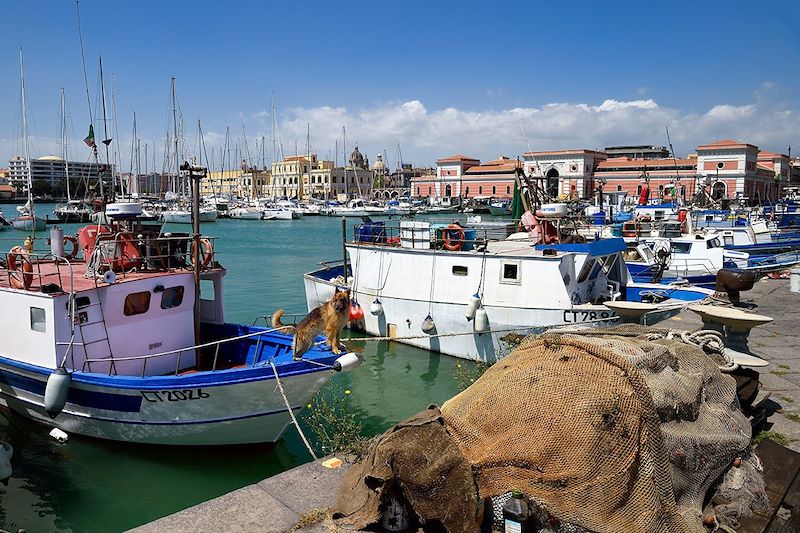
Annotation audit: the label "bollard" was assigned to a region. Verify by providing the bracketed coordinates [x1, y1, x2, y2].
[791, 268, 800, 293]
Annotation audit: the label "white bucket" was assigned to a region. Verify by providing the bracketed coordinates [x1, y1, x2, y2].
[791, 268, 800, 293]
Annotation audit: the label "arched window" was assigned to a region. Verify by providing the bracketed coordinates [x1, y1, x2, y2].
[478, 186, 483, 195]
[617, 185, 623, 192]
[445, 184, 452, 197]
[637, 184, 642, 195]
[506, 186, 510, 194]
[428, 186, 432, 195]
[492, 185, 496, 194]
[680, 185, 686, 197]
[416, 187, 420, 195]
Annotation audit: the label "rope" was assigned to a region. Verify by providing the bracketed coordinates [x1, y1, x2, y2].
[645, 329, 737, 372]
[269, 359, 318, 461]
[343, 322, 616, 343]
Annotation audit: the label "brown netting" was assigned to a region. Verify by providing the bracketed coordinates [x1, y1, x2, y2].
[441, 325, 757, 532]
[334, 324, 764, 532]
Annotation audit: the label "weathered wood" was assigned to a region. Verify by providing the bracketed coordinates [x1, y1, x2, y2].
[739, 439, 800, 533]
[766, 465, 800, 533]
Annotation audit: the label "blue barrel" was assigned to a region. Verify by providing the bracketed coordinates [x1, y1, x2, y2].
[462, 228, 477, 251]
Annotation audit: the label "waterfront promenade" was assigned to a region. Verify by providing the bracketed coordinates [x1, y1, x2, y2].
[130, 278, 800, 532]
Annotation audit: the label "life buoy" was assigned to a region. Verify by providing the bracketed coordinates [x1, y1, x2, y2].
[7, 246, 33, 290]
[442, 224, 465, 251]
[190, 237, 214, 268]
[63, 236, 79, 261]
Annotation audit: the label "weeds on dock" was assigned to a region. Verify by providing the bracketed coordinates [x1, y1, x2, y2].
[752, 430, 791, 446]
[453, 360, 491, 391]
[303, 383, 370, 459]
[287, 507, 330, 532]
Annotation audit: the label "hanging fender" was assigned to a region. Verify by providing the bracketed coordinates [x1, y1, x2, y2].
[7, 246, 33, 290]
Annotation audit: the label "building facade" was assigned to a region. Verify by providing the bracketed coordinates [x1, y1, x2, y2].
[8, 155, 111, 188]
[523, 150, 607, 198]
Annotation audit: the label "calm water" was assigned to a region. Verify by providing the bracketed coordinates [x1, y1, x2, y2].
[0, 203, 463, 532]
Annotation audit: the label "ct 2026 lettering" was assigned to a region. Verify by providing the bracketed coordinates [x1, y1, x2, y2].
[140, 389, 210, 402]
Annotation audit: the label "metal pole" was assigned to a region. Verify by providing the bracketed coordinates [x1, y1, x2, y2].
[341, 217, 348, 285]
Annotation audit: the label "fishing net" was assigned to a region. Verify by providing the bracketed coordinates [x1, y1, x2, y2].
[440, 324, 762, 532]
[334, 324, 766, 532]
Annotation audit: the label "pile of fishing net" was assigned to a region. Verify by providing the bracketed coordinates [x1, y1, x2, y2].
[333, 325, 768, 532]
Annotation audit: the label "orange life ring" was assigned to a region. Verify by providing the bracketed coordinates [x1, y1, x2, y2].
[63, 236, 79, 261]
[7, 246, 33, 290]
[443, 224, 465, 251]
[190, 237, 214, 267]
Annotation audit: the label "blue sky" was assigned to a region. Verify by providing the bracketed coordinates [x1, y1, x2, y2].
[2, 0, 799, 171]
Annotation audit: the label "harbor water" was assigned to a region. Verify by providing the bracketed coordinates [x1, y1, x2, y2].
[0, 203, 464, 532]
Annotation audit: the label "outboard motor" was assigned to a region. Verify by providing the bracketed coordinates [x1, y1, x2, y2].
[715, 268, 756, 305]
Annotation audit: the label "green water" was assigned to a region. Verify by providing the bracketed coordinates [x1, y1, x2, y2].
[0, 203, 464, 532]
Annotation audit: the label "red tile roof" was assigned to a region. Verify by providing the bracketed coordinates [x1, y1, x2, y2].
[524, 149, 606, 157]
[0, 185, 15, 192]
[436, 154, 480, 163]
[757, 151, 789, 159]
[696, 139, 758, 150]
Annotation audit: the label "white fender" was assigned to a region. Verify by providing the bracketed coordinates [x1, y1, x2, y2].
[44, 367, 71, 418]
[332, 352, 363, 372]
[474, 307, 489, 333]
[465, 293, 481, 321]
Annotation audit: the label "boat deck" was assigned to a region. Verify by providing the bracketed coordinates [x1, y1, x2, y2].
[0, 258, 207, 295]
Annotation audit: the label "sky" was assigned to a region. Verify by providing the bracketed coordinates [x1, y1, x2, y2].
[1, 0, 799, 173]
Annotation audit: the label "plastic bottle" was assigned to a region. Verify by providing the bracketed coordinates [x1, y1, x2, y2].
[503, 491, 537, 533]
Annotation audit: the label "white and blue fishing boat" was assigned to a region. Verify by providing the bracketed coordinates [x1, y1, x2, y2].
[0, 213, 357, 445]
[625, 233, 750, 288]
[304, 220, 714, 362]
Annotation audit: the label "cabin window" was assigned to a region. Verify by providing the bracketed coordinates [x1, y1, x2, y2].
[200, 279, 216, 301]
[577, 259, 595, 283]
[671, 242, 692, 254]
[500, 261, 521, 284]
[707, 238, 721, 249]
[74, 296, 91, 309]
[160, 286, 185, 309]
[452, 265, 468, 276]
[723, 235, 734, 246]
[124, 291, 151, 316]
[30, 307, 46, 333]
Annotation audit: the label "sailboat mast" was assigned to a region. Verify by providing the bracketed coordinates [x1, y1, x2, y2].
[61, 88, 72, 202]
[99, 56, 112, 199]
[111, 73, 122, 197]
[19, 49, 33, 206]
[171, 77, 179, 196]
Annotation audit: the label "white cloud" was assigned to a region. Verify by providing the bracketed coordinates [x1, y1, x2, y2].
[4, 93, 797, 171]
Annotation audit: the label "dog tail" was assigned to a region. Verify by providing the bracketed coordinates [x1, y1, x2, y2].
[271, 309, 294, 334]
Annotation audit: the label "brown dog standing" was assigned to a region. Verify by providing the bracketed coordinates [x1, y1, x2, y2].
[272, 289, 350, 360]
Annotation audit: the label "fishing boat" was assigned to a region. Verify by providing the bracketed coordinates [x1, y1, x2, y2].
[304, 221, 714, 362]
[625, 233, 749, 287]
[0, 205, 357, 445]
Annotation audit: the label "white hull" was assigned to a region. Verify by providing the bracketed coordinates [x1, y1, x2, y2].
[161, 209, 218, 223]
[11, 216, 46, 232]
[263, 209, 296, 220]
[229, 208, 263, 220]
[330, 208, 366, 217]
[0, 357, 332, 445]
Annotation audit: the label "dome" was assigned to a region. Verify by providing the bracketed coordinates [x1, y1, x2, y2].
[37, 155, 64, 161]
[349, 146, 365, 169]
[372, 154, 386, 171]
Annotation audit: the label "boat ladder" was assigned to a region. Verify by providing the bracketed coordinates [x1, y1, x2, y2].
[76, 299, 116, 374]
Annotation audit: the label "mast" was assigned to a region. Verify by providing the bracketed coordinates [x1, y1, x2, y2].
[171, 77, 179, 197]
[19, 49, 33, 209]
[99, 56, 112, 200]
[111, 73, 122, 198]
[61, 88, 72, 202]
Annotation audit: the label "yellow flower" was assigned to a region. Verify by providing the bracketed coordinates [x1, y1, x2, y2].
[344, 389, 351, 395]
[307, 403, 312, 409]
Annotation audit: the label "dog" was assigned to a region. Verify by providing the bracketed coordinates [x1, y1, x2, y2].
[272, 288, 350, 360]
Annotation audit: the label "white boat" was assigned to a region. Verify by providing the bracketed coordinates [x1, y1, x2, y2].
[625, 233, 749, 288]
[229, 206, 263, 220]
[262, 203, 298, 220]
[330, 199, 368, 217]
[0, 218, 357, 445]
[160, 206, 218, 223]
[304, 224, 714, 362]
[297, 202, 321, 216]
[11, 211, 46, 232]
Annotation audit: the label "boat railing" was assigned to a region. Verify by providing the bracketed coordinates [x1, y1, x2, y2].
[349, 222, 494, 250]
[66, 325, 285, 377]
[0, 234, 218, 293]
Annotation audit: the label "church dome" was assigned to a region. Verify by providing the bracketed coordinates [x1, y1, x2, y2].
[372, 154, 386, 171]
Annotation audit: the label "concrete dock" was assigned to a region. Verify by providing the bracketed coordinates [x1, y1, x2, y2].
[130, 277, 800, 532]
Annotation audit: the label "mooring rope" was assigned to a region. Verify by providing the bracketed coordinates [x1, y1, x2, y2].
[268, 359, 319, 461]
[645, 329, 736, 371]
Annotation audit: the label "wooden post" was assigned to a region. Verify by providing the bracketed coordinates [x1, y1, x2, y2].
[341, 217, 348, 285]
